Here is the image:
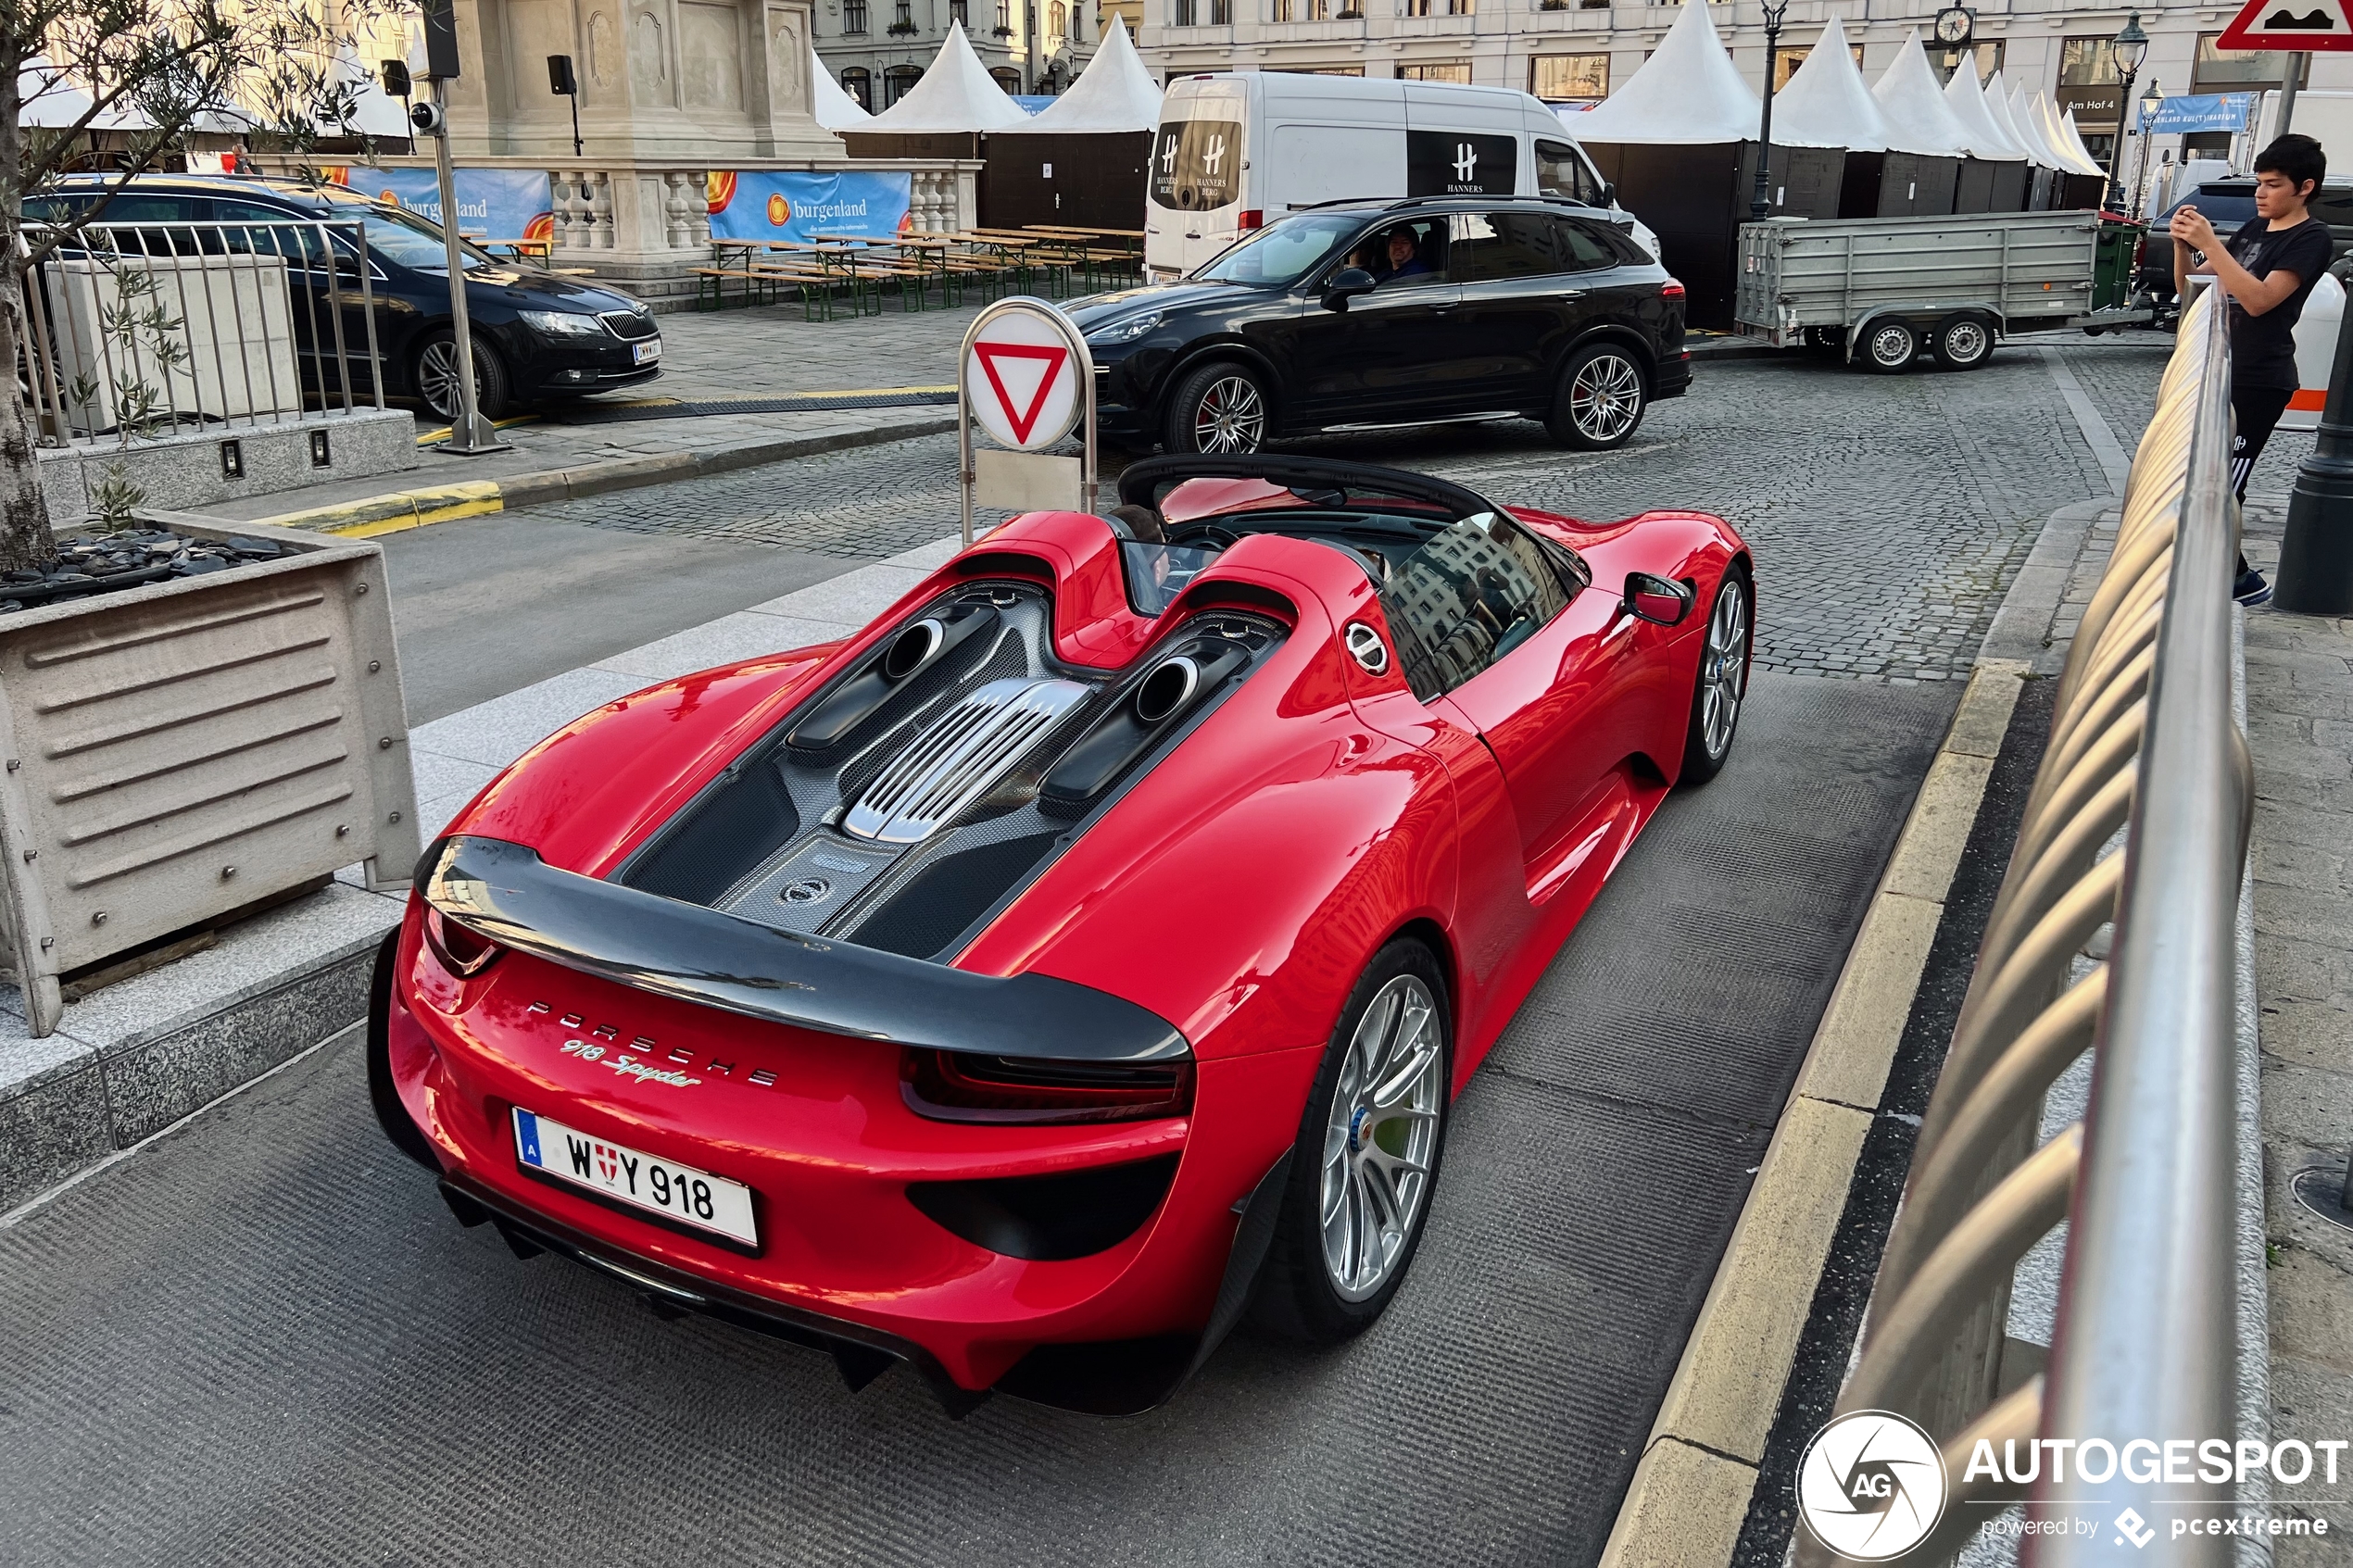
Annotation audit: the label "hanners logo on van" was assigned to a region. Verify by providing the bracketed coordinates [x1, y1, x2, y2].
[1152, 119, 1245, 211]
[1407, 131, 1517, 198]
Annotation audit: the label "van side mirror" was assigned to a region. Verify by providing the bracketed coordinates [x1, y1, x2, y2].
[1600, 180, 1617, 207]
[1623, 571, 1694, 627]
[1322, 266, 1376, 311]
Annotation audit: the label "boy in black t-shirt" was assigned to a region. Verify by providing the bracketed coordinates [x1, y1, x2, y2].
[2171, 132, 2334, 607]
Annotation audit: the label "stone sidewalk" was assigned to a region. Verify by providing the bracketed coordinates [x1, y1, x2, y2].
[2242, 502, 2353, 1553]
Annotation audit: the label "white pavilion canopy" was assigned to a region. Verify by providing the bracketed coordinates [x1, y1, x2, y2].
[1572, 0, 1762, 144]
[1772, 16, 1887, 152]
[1941, 54, 2026, 160]
[812, 49, 875, 130]
[862, 20, 1031, 133]
[1871, 31, 1972, 157]
[1000, 17, 1159, 133]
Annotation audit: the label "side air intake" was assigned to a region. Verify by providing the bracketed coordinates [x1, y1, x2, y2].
[844, 676, 1090, 844]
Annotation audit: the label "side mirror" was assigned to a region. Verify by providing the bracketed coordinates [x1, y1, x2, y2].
[1623, 571, 1694, 627]
[1600, 180, 1617, 207]
[1321, 266, 1376, 312]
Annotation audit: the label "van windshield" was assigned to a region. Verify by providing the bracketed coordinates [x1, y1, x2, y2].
[1192, 211, 1362, 286]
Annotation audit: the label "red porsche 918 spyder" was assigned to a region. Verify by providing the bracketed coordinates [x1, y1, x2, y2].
[371, 454, 1752, 1416]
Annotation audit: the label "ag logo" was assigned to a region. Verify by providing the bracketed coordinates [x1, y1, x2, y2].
[1795, 1410, 1948, 1561]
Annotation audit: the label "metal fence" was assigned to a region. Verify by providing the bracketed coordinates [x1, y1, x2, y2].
[19, 217, 385, 448]
[1795, 284, 2251, 1564]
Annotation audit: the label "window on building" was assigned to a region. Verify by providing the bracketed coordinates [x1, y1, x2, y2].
[1931, 42, 2000, 84]
[950, 0, 967, 21]
[2194, 34, 2312, 92]
[844, 0, 868, 30]
[1447, 0, 1473, 12]
[1270, 0, 1290, 18]
[1049, 1, 1065, 36]
[1399, 61, 1472, 82]
[1172, 0, 1193, 21]
[2059, 36, 2120, 87]
[1771, 42, 1862, 92]
[892, 0, 912, 26]
[991, 66, 1023, 92]
[1211, 0, 1231, 21]
[886, 64, 923, 101]
[998, 0, 1013, 30]
[840, 66, 873, 106]
[1531, 53, 1606, 101]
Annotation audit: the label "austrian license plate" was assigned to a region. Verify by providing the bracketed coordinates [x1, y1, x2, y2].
[511, 1107, 757, 1248]
[632, 338, 662, 365]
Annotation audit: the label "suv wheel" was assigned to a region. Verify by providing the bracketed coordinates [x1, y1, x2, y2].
[415, 330, 510, 422]
[1162, 360, 1268, 454]
[1547, 344, 1648, 450]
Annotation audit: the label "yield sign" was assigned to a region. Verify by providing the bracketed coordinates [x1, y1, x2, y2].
[2218, 0, 2353, 52]
[962, 302, 1085, 452]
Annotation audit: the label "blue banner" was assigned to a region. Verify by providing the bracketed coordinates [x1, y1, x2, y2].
[2134, 94, 2253, 134]
[703, 169, 914, 243]
[336, 167, 554, 243]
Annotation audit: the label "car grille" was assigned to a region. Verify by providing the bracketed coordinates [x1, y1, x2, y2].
[598, 309, 658, 341]
[844, 677, 1089, 845]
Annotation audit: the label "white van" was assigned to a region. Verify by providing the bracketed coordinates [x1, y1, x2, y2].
[1145, 72, 1654, 279]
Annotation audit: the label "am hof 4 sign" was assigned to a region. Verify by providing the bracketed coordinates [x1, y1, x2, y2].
[958, 298, 1098, 540]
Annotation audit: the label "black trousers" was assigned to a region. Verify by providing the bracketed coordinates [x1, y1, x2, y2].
[2232, 383, 2296, 578]
[2233, 383, 2296, 503]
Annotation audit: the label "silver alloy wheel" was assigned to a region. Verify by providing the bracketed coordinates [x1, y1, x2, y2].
[1191, 374, 1266, 453]
[1869, 325, 1914, 369]
[1943, 320, 1990, 365]
[1701, 578, 1750, 760]
[1319, 973, 1443, 1302]
[1569, 352, 1642, 442]
[415, 337, 476, 420]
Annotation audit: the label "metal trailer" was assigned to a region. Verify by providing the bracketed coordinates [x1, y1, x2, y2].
[1732, 208, 2154, 372]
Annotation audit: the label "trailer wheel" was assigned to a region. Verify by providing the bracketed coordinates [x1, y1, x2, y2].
[1932, 314, 1995, 370]
[1861, 320, 1919, 374]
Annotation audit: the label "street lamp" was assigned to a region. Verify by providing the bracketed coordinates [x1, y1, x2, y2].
[2132, 77, 2163, 216]
[2103, 11, 2149, 213]
[1749, 0, 1792, 222]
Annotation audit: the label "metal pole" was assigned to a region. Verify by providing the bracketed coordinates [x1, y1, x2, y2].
[1750, 1, 1789, 221]
[568, 92, 583, 160]
[2277, 54, 2305, 137]
[2105, 67, 2136, 212]
[2276, 297, 2353, 611]
[430, 76, 506, 456]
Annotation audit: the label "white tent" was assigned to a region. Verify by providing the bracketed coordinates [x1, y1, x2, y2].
[1986, 72, 2054, 168]
[18, 59, 96, 130]
[1771, 16, 1886, 151]
[316, 45, 410, 139]
[1572, 0, 1761, 144]
[811, 47, 874, 130]
[2022, 87, 2100, 176]
[2057, 108, 2108, 180]
[862, 19, 1030, 133]
[1000, 17, 1158, 133]
[1871, 31, 1971, 157]
[1942, 54, 2025, 160]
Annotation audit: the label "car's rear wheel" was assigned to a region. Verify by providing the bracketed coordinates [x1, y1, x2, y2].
[1679, 562, 1753, 786]
[1860, 320, 1919, 374]
[1548, 343, 1648, 449]
[1163, 360, 1268, 454]
[415, 329, 510, 421]
[1252, 939, 1451, 1345]
[1932, 312, 1994, 370]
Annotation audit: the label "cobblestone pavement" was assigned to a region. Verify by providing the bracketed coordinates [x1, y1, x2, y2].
[522, 346, 2128, 681]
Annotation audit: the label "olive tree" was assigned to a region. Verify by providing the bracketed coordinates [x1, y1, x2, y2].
[0, 0, 396, 570]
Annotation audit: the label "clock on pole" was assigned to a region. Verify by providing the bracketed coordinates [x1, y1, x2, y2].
[1933, 6, 1975, 46]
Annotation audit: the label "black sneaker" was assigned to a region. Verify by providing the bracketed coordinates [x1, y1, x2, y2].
[2235, 569, 2274, 608]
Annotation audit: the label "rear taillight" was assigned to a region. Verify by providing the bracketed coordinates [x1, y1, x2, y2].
[1661, 279, 1686, 298]
[422, 904, 504, 977]
[901, 1048, 1196, 1125]
[1238, 209, 1264, 231]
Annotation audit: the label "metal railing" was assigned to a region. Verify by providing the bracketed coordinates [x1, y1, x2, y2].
[1795, 285, 2252, 1564]
[19, 218, 384, 448]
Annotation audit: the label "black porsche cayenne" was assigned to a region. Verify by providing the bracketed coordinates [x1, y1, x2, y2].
[1070, 195, 1689, 455]
[25, 172, 661, 421]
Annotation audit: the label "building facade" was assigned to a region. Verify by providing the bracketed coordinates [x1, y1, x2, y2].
[816, 0, 1101, 107]
[1136, 1, 2353, 174]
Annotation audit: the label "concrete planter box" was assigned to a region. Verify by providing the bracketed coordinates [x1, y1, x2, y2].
[0, 514, 418, 1035]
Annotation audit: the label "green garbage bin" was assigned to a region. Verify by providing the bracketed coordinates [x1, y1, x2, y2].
[2093, 220, 2147, 312]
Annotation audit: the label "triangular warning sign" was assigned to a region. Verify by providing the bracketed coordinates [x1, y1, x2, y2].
[973, 342, 1069, 445]
[2219, 0, 2353, 53]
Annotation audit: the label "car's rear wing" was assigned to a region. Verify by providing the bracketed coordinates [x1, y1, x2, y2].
[414, 834, 1189, 1063]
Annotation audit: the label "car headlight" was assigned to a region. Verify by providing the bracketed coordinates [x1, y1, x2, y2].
[517, 309, 608, 338]
[1086, 312, 1162, 346]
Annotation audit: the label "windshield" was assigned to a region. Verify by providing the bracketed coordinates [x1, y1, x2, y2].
[356, 203, 501, 270]
[1192, 211, 1364, 287]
